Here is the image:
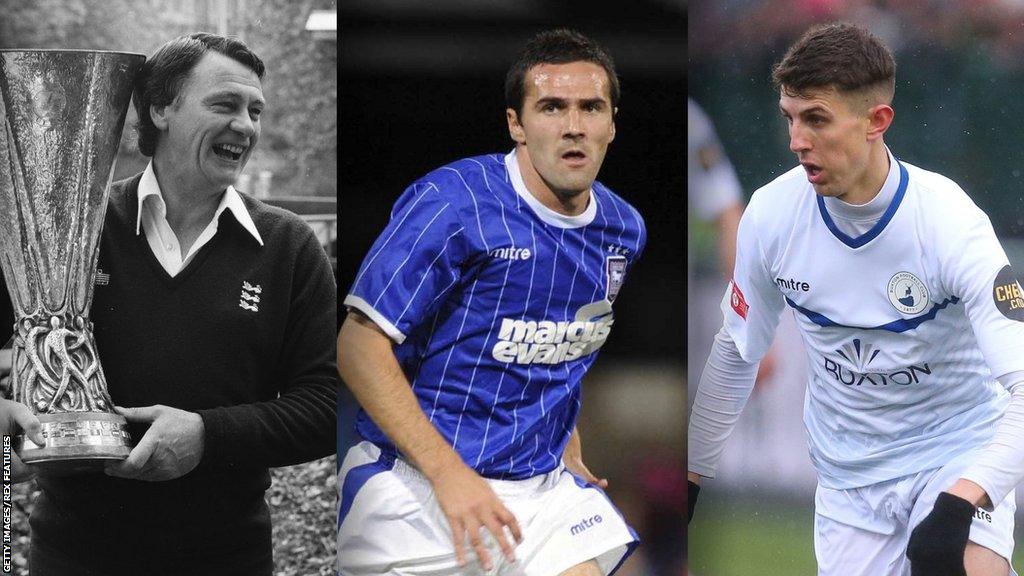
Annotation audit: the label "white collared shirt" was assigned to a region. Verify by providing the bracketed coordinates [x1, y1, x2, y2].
[136, 162, 264, 276]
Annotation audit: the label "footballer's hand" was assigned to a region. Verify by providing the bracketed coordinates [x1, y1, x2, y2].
[105, 405, 204, 482]
[1, 398, 42, 483]
[906, 492, 974, 576]
[563, 425, 607, 488]
[430, 461, 523, 570]
[563, 441, 608, 489]
[563, 455, 608, 489]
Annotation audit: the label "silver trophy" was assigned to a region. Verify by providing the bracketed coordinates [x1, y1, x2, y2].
[0, 50, 144, 474]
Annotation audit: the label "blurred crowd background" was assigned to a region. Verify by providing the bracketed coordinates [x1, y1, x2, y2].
[689, 1, 1024, 574]
[339, 1, 685, 574]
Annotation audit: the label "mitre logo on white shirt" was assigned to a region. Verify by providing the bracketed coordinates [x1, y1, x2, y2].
[491, 301, 614, 364]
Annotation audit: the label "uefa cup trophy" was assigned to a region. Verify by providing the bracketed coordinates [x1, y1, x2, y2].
[0, 50, 144, 474]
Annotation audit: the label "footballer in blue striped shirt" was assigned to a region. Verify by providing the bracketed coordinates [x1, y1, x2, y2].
[337, 28, 646, 576]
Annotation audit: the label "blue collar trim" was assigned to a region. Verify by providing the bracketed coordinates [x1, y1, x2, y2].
[817, 161, 909, 249]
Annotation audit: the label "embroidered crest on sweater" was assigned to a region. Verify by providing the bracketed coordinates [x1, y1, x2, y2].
[240, 281, 261, 311]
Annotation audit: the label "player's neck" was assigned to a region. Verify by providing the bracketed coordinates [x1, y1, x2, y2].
[515, 148, 591, 216]
[151, 156, 224, 235]
[843, 144, 890, 206]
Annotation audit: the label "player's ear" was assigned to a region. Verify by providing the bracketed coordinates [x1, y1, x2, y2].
[609, 107, 617, 142]
[150, 103, 170, 131]
[507, 108, 526, 144]
[866, 103, 893, 142]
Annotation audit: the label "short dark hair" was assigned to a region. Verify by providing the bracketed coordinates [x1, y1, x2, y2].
[504, 29, 620, 118]
[771, 22, 895, 103]
[133, 32, 265, 157]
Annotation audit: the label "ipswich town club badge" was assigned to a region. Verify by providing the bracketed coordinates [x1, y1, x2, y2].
[606, 256, 627, 302]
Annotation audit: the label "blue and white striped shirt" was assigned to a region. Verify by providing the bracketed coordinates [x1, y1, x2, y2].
[345, 150, 646, 479]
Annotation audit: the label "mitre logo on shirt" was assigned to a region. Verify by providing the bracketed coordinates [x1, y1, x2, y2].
[775, 277, 810, 292]
[822, 338, 932, 387]
[489, 246, 532, 261]
[729, 280, 748, 320]
[239, 280, 261, 312]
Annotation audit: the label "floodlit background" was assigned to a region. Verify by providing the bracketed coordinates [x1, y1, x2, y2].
[338, 2, 686, 574]
[689, 1, 1024, 574]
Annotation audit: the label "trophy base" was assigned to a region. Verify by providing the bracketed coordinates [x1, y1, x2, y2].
[14, 412, 131, 476]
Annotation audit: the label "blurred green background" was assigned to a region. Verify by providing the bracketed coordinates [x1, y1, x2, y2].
[689, 0, 1024, 241]
[690, 492, 1024, 575]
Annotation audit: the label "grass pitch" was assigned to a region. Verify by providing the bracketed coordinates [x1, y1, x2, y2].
[689, 493, 1024, 576]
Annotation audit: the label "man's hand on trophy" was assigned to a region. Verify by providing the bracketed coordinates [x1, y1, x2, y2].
[104, 405, 205, 481]
[1, 398, 43, 483]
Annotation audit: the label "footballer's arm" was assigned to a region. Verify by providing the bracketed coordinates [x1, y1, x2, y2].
[907, 374, 1024, 575]
[563, 425, 609, 489]
[687, 326, 761, 519]
[909, 209, 1024, 574]
[947, 372, 1024, 510]
[337, 311, 523, 570]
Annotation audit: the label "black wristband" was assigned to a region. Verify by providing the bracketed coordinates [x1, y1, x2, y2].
[688, 480, 700, 523]
[906, 492, 976, 576]
[931, 491, 977, 521]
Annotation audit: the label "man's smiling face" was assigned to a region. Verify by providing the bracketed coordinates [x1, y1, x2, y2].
[153, 51, 264, 193]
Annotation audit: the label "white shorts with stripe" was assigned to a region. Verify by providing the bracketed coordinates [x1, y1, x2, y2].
[814, 449, 1017, 576]
[337, 441, 639, 576]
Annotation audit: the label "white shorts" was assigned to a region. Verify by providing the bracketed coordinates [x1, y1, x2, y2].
[337, 441, 639, 576]
[814, 450, 1017, 576]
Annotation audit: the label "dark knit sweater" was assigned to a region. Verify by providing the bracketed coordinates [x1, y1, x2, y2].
[28, 173, 338, 575]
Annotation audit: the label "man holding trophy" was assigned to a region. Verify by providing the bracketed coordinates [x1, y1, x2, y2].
[0, 33, 337, 575]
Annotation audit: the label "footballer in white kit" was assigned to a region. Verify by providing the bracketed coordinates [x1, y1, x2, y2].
[688, 22, 1024, 576]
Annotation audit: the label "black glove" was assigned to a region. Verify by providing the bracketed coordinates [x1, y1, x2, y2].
[906, 492, 976, 576]
[688, 480, 700, 523]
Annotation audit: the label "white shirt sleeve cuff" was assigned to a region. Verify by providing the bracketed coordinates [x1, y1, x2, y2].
[343, 294, 406, 344]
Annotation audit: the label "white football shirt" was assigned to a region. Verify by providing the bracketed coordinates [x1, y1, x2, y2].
[724, 151, 1024, 489]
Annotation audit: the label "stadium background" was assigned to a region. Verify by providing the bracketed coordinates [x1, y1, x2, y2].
[689, 1, 1024, 574]
[338, 2, 686, 574]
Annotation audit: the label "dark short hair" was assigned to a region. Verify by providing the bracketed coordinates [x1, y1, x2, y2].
[133, 32, 265, 157]
[771, 22, 895, 102]
[504, 29, 620, 118]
